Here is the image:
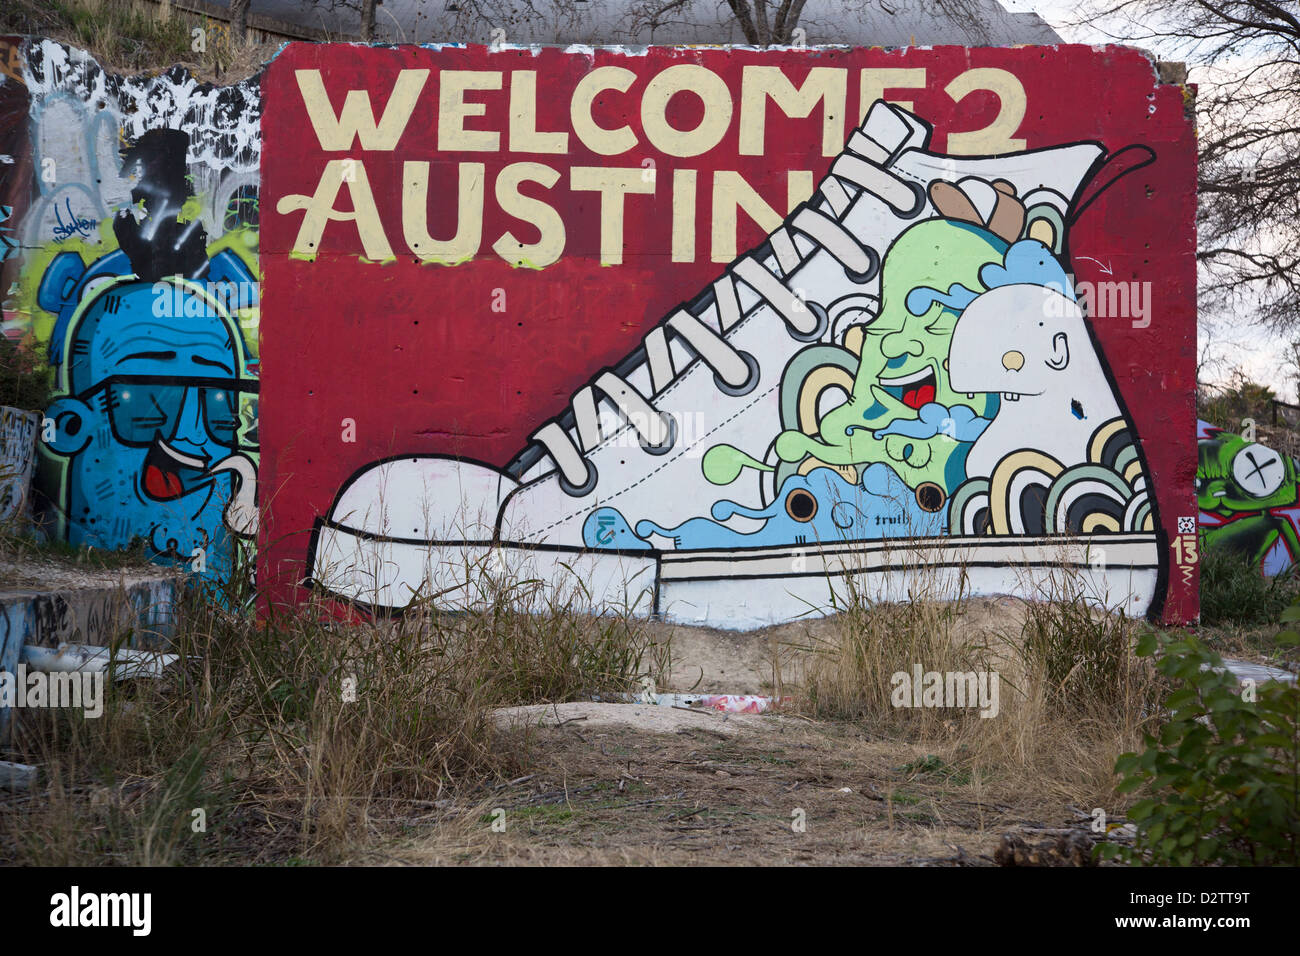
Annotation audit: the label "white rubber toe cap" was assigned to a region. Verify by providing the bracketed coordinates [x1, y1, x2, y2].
[325, 456, 518, 542]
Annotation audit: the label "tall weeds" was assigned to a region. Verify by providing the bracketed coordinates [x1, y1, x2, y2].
[780, 549, 1166, 805]
[1, 556, 664, 864]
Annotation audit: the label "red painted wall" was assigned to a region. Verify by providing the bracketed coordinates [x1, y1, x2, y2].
[259, 43, 1197, 623]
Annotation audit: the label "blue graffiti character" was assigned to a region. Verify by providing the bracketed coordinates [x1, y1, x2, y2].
[42, 276, 258, 582]
[38, 247, 257, 374]
[631, 465, 945, 550]
[582, 507, 654, 551]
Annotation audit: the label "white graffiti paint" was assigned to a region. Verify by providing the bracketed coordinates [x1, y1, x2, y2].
[0, 407, 40, 524]
[21, 40, 261, 240]
[949, 283, 1123, 478]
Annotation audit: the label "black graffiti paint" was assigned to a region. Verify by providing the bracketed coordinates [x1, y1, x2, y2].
[113, 129, 209, 282]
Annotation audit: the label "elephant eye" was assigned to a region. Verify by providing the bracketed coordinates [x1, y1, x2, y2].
[785, 488, 818, 522]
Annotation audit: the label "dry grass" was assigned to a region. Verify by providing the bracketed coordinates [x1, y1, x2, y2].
[773, 556, 1166, 813]
[1, 525, 1179, 865]
[0, 0, 272, 82]
[0, 574, 667, 865]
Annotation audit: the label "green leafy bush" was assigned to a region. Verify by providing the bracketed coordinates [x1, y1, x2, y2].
[1098, 620, 1300, 866]
[1198, 375, 1277, 428]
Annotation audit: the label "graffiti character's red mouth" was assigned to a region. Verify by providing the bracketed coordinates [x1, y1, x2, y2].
[879, 367, 938, 411]
[143, 441, 208, 501]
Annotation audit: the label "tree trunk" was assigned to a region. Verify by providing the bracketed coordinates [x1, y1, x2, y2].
[726, 0, 810, 46]
[774, 0, 809, 43]
[361, 0, 377, 42]
[230, 0, 250, 45]
[753, 0, 772, 44]
[725, 0, 760, 44]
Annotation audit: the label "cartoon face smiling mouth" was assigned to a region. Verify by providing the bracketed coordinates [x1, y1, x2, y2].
[877, 364, 938, 410]
[143, 439, 211, 501]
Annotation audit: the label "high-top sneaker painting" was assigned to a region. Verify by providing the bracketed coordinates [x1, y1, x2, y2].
[260, 45, 1198, 629]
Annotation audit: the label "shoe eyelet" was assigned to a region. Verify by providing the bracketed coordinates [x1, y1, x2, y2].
[714, 351, 760, 397]
[892, 180, 928, 220]
[788, 300, 829, 343]
[558, 460, 598, 497]
[845, 245, 880, 284]
[639, 413, 678, 456]
[915, 482, 946, 513]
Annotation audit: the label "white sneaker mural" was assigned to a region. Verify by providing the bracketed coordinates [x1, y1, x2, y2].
[307, 100, 1162, 629]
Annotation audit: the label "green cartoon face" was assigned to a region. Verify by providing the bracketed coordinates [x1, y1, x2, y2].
[1198, 434, 1299, 513]
[774, 219, 1005, 490]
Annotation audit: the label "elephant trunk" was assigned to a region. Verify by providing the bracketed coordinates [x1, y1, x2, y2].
[209, 453, 258, 537]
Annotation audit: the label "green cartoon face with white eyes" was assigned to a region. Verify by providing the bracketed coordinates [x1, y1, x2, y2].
[1198, 433, 1299, 513]
[774, 219, 1006, 492]
[1198, 430, 1300, 569]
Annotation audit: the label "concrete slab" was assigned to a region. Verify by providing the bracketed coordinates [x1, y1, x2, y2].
[493, 701, 784, 736]
[0, 567, 181, 739]
[1220, 657, 1297, 685]
[0, 576, 179, 651]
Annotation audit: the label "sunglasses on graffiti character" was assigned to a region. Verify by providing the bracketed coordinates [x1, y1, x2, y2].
[73, 375, 260, 451]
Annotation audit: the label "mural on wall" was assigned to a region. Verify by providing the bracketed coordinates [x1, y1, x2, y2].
[0, 406, 39, 523]
[262, 44, 1198, 629]
[1198, 419, 1300, 576]
[0, 37, 32, 257]
[0, 39, 260, 584]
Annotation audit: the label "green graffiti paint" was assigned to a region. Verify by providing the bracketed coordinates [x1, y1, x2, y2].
[702, 443, 773, 485]
[775, 219, 1003, 489]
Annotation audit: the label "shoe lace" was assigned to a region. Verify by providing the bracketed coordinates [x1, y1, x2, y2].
[532, 129, 925, 496]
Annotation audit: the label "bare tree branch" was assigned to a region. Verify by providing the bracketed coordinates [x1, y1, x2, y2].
[1076, 0, 1300, 337]
[361, 0, 377, 41]
[230, 0, 250, 44]
[725, 0, 762, 43]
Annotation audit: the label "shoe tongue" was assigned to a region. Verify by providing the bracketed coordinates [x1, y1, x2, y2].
[853, 101, 926, 164]
[510, 103, 929, 485]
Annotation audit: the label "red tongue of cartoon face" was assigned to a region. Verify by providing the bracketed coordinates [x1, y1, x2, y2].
[144, 463, 185, 500]
[902, 384, 936, 409]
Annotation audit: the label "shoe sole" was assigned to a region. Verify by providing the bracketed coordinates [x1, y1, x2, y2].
[308, 523, 1160, 630]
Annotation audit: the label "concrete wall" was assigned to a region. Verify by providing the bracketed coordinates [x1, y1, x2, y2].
[260, 43, 1198, 627]
[1, 39, 1199, 628]
[0, 577, 178, 650]
[1, 37, 259, 586]
[0, 407, 39, 523]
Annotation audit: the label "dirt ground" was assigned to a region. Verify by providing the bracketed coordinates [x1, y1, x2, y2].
[645, 597, 1033, 696]
[373, 707, 1081, 866]
[361, 596, 1294, 865]
[367, 599, 1101, 866]
[0, 544, 172, 592]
